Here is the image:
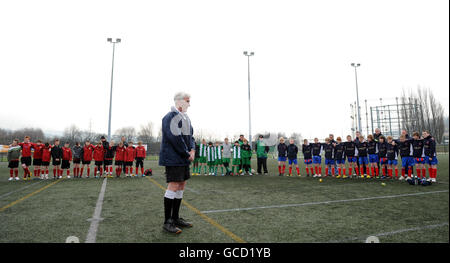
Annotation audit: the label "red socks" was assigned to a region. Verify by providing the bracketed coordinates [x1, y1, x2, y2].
[10, 169, 13, 177]
[296, 167, 300, 175]
[289, 167, 292, 175]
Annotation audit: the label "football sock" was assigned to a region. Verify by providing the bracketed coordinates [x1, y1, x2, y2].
[433, 168, 437, 178]
[395, 167, 398, 178]
[10, 169, 13, 177]
[417, 169, 421, 178]
[278, 166, 282, 174]
[172, 190, 184, 220]
[296, 167, 300, 175]
[422, 168, 426, 178]
[366, 167, 370, 176]
[407, 167, 412, 177]
[331, 167, 335, 175]
[343, 168, 346, 176]
[401, 168, 405, 177]
[289, 167, 292, 175]
[375, 167, 379, 176]
[314, 166, 318, 175]
[360, 167, 364, 175]
[348, 167, 352, 175]
[338, 168, 341, 175]
[325, 167, 328, 176]
[310, 167, 314, 175]
[282, 165, 286, 174]
[318, 167, 322, 175]
[15, 170, 18, 177]
[164, 190, 176, 223]
[53, 168, 57, 177]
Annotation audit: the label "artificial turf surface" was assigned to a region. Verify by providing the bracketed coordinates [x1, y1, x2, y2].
[0, 155, 448, 243]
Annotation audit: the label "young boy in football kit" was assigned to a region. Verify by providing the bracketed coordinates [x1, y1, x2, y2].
[125, 141, 136, 177]
[386, 136, 399, 179]
[93, 142, 105, 178]
[241, 139, 252, 175]
[302, 139, 313, 177]
[311, 138, 323, 177]
[51, 139, 63, 179]
[41, 142, 52, 179]
[19, 136, 33, 180]
[81, 140, 95, 178]
[344, 135, 357, 178]
[61, 142, 73, 178]
[367, 135, 379, 178]
[422, 131, 438, 182]
[231, 141, 241, 176]
[135, 141, 146, 176]
[334, 137, 346, 178]
[287, 138, 300, 176]
[214, 141, 224, 176]
[7, 139, 21, 181]
[355, 136, 370, 178]
[277, 137, 288, 176]
[206, 142, 216, 175]
[32, 140, 44, 179]
[114, 141, 126, 177]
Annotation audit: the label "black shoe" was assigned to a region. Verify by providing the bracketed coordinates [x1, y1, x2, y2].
[163, 219, 182, 234]
[279, 173, 282, 176]
[173, 218, 193, 228]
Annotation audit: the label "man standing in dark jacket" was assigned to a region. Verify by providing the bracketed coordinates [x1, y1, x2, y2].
[159, 92, 195, 234]
[51, 139, 63, 179]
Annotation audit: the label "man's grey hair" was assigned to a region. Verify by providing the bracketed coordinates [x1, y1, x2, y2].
[174, 92, 191, 101]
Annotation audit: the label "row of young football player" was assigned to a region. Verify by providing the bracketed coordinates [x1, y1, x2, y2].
[191, 138, 253, 176]
[276, 131, 437, 182]
[7, 136, 147, 181]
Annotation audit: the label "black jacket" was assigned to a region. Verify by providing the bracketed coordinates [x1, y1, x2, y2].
[423, 135, 436, 157]
[344, 141, 356, 157]
[355, 141, 368, 157]
[287, 144, 298, 159]
[302, 144, 312, 160]
[323, 143, 334, 160]
[367, 141, 378, 155]
[378, 142, 388, 158]
[311, 143, 323, 156]
[51, 145, 63, 160]
[277, 143, 288, 157]
[334, 143, 345, 160]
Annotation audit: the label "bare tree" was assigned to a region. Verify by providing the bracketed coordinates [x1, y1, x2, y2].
[62, 124, 82, 144]
[137, 122, 155, 144]
[114, 127, 136, 142]
[400, 87, 446, 143]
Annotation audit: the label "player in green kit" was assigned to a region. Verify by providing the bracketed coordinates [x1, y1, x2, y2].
[241, 138, 253, 175]
[192, 141, 200, 175]
[231, 141, 241, 176]
[206, 142, 216, 176]
[214, 141, 224, 176]
[198, 139, 208, 175]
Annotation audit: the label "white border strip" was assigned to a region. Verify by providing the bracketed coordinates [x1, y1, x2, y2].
[201, 190, 449, 214]
[85, 178, 108, 243]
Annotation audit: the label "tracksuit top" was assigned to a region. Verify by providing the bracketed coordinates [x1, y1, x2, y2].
[334, 143, 345, 160]
[411, 140, 425, 158]
[377, 142, 388, 158]
[287, 144, 298, 159]
[323, 143, 334, 160]
[355, 141, 368, 157]
[367, 141, 378, 155]
[302, 144, 312, 160]
[277, 143, 288, 157]
[386, 143, 399, 160]
[423, 135, 436, 157]
[344, 141, 356, 157]
[311, 143, 323, 156]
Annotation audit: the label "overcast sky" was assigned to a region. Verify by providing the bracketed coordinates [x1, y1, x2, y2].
[1, 0, 448, 141]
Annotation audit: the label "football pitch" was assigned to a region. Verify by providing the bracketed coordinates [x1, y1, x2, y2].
[0, 155, 448, 243]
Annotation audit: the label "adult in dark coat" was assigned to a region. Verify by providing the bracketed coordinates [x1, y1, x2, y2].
[159, 92, 195, 234]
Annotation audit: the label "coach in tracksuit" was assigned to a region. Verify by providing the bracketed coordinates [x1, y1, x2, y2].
[159, 92, 195, 234]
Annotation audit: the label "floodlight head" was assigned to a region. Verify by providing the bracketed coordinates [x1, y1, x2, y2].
[351, 63, 355, 66]
[243, 51, 248, 55]
[357, 63, 360, 66]
[250, 52, 254, 55]
[107, 38, 112, 42]
[116, 38, 121, 43]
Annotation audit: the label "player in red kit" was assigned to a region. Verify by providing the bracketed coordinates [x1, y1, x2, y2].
[18, 136, 33, 180]
[32, 140, 44, 179]
[125, 142, 136, 177]
[135, 141, 146, 176]
[80, 141, 95, 178]
[93, 142, 105, 178]
[41, 142, 52, 179]
[61, 142, 73, 178]
[114, 141, 126, 177]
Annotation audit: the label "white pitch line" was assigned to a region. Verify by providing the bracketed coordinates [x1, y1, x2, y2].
[201, 190, 449, 214]
[328, 222, 449, 243]
[85, 178, 108, 243]
[0, 181, 42, 200]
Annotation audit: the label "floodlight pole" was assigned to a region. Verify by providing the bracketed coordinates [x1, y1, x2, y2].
[244, 51, 254, 145]
[351, 63, 362, 134]
[107, 38, 121, 142]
